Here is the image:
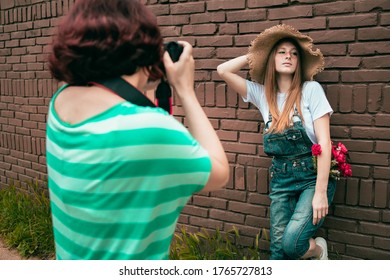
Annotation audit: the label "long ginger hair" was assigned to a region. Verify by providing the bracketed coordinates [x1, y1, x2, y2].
[264, 38, 304, 133]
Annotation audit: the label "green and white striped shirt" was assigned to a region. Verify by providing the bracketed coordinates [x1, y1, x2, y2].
[46, 85, 211, 260]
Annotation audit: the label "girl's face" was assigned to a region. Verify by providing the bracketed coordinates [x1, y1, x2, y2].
[274, 41, 298, 76]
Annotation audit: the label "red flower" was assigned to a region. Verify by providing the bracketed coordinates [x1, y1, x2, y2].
[312, 142, 352, 180]
[336, 153, 346, 164]
[311, 144, 322, 156]
[337, 142, 348, 154]
[343, 164, 352, 177]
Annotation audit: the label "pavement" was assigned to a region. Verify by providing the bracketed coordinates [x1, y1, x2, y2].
[0, 239, 23, 260]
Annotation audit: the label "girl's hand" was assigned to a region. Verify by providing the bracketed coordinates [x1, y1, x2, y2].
[312, 190, 328, 225]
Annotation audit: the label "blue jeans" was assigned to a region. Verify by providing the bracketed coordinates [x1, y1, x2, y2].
[269, 155, 336, 259]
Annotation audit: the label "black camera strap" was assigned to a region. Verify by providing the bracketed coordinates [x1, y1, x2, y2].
[90, 77, 172, 114]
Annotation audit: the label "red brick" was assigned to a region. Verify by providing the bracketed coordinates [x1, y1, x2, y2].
[216, 130, 238, 142]
[189, 216, 223, 230]
[325, 56, 361, 69]
[237, 154, 269, 168]
[223, 142, 257, 155]
[234, 166, 245, 190]
[359, 180, 373, 207]
[362, 56, 390, 69]
[210, 208, 246, 223]
[368, 84, 383, 113]
[329, 14, 377, 28]
[373, 237, 390, 251]
[349, 41, 390, 56]
[245, 215, 269, 229]
[181, 205, 208, 218]
[159, 26, 180, 37]
[375, 114, 390, 127]
[283, 17, 326, 30]
[192, 195, 227, 209]
[381, 12, 390, 25]
[341, 70, 389, 83]
[171, 2, 205, 14]
[351, 127, 390, 140]
[197, 35, 233, 47]
[229, 201, 266, 216]
[374, 181, 389, 208]
[329, 230, 373, 246]
[355, 0, 390, 12]
[239, 21, 277, 35]
[227, 9, 266, 22]
[334, 205, 380, 222]
[215, 84, 226, 107]
[221, 119, 259, 132]
[358, 27, 390, 41]
[240, 132, 262, 145]
[219, 24, 238, 36]
[324, 216, 357, 233]
[315, 70, 339, 83]
[309, 29, 355, 43]
[314, 1, 354, 15]
[346, 178, 359, 206]
[207, 0, 245, 11]
[269, 6, 312, 20]
[190, 12, 225, 24]
[183, 24, 217, 35]
[376, 141, 390, 153]
[359, 222, 390, 238]
[384, 86, 390, 113]
[338, 86, 353, 112]
[381, 210, 390, 224]
[248, 0, 288, 8]
[349, 152, 388, 166]
[353, 85, 367, 113]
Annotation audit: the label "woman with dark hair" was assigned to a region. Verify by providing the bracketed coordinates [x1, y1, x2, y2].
[217, 25, 336, 260]
[46, 0, 229, 260]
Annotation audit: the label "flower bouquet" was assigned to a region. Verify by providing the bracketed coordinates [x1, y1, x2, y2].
[311, 142, 352, 180]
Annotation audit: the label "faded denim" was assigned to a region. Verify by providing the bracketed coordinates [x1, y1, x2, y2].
[264, 111, 336, 260]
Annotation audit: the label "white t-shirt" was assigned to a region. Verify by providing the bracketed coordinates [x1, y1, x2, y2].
[243, 80, 333, 144]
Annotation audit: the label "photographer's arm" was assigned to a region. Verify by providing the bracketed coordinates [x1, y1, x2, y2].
[163, 42, 229, 192]
[217, 55, 248, 99]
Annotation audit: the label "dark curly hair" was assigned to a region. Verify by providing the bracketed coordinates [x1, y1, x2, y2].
[48, 0, 164, 85]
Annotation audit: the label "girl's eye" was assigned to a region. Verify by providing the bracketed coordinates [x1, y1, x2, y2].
[278, 51, 285, 54]
[292, 52, 298, 56]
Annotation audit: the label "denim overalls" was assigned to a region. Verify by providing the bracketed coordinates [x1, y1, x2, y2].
[264, 108, 336, 260]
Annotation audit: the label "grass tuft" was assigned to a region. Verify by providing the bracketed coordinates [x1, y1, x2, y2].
[169, 226, 268, 260]
[0, 180, 55, 259]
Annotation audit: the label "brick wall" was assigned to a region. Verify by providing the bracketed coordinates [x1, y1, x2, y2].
[0, 0, 389, 259]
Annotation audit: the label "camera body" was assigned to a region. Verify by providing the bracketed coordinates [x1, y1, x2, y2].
[155, 42, 183, 114]
[164, 41, 183, 62]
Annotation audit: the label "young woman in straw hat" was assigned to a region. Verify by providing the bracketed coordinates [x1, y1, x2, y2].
[217, 24, 336, 260]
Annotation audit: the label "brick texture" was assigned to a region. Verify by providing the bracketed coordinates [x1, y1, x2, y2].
[0, 0, 389, 260]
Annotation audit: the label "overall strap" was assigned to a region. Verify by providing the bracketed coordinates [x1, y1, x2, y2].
[265, 111, 273, 131]
[292, 106, 302, 123]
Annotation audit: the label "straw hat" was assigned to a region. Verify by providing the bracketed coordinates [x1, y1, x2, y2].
[247, 24, 324, 84]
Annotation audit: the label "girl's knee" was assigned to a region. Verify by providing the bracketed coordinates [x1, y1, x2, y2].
[282, 233, 309, 259]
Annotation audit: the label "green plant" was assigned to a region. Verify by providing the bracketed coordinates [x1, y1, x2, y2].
[169, 226, 268, 260]
[0, 180, 55, 259]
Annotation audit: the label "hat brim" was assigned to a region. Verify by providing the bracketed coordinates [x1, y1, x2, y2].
[248, 24, 324, 84]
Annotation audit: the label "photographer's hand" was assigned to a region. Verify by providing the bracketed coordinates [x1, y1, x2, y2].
[163, 41, 229, 192]
[163, 41, 195, 97]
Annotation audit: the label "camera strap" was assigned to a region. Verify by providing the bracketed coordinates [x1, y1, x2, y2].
[89, 77, 172, 114]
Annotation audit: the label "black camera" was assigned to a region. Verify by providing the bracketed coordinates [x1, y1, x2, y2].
[155, 42, 183, 114]
[164, 41, 183, 62]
